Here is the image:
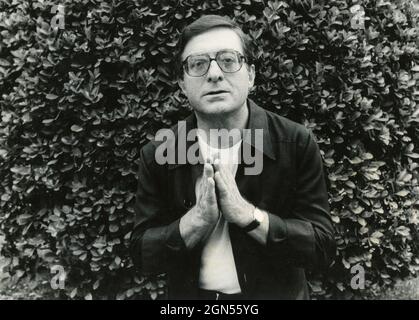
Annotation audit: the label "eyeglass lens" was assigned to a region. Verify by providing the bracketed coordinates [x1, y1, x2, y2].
[185, 50, 243, 76]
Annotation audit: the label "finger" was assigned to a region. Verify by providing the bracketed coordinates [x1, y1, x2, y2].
[220, 160, 237, 185]
[198, 165, 210, 199]
[197, 180, 204, 202]
[213, 158, 230, 185]
[204, 162, 214, 178]
[211, 152, 220, 164]
[205, 177, 217, 205]
[214, 171, 228, 195]
[199, 163, 212, 195]
[213, 158, 221, 172]
[213, 158, 229, 176]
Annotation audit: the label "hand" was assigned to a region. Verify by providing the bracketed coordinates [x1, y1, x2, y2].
[193, 162, 219, 226]
[179, 162, 219, 249]
[213, 159, 255, 228]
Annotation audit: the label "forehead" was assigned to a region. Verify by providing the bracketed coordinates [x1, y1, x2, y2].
[182, 27, 244, 59]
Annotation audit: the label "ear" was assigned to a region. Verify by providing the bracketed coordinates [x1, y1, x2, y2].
[178, 77, 187, 95]
[247, 64, 255, 89]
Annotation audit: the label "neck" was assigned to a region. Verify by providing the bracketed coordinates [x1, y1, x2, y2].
[195, 102, 249, 149]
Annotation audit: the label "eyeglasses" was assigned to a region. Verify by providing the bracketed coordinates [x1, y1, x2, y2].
[182, 49, 246, 77]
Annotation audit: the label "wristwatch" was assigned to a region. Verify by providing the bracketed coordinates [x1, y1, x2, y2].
[241, 207, 264, 232]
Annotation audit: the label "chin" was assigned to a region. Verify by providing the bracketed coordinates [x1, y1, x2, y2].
[198, 101, 239, 115]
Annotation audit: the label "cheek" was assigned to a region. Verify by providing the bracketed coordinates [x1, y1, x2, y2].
[233, 78, 250, 95]
[232, 72, 251, 90]
[184, 80, 201, 96]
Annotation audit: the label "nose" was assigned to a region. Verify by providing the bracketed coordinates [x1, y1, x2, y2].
[206, 60, 224, 82]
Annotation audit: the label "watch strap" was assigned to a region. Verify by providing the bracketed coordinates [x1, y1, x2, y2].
[241, 219, 260, 232]
[241, 206, 260, 232]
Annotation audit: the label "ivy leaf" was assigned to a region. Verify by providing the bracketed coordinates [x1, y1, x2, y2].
[109, 224, 119, 233]
[395, 226, 410, 237]
[46, 94, 58, 100]
[71, 125, 83, 132]
[70, 288, 78, 299]
[396, 190, 409, 197]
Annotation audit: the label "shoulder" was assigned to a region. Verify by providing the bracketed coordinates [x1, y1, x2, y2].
[139, 117, 190, 169]
[264, 109, 314, 147]
[262, 110, 323, 174]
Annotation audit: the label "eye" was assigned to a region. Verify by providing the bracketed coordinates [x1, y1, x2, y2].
[219, 53, 238, 64]
[189, 57, 208, 69]
[222, 57, 234, 63]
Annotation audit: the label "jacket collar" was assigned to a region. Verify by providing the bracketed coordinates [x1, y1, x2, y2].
[245, 98, 276, 161]
[167, 98, 276, 170]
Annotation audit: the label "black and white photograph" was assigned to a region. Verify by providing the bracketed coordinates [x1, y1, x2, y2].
[0, 0, 418, 305]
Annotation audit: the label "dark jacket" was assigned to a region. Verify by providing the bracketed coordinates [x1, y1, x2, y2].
[130, 99, 336, 299]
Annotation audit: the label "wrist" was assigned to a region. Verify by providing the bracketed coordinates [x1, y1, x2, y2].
[190, 206, 206, 226]
[241, 206, 265, 233]
[236, 201, 256, 228]
[190, 205, 217, 227]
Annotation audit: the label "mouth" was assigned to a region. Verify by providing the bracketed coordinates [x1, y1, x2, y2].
[204, 90, 229, 96]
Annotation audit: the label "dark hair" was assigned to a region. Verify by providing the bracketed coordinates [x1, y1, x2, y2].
[174, 15, 254, 79]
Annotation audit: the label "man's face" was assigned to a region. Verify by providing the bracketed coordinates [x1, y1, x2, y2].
[178, 28, 255, 116]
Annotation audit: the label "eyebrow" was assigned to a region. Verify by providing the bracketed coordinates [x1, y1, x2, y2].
[183, 49, 244, 61]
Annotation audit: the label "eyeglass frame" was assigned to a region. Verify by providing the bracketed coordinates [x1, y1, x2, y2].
[181, 49, 248, 77]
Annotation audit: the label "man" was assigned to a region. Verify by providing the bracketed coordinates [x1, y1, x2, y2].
[130, 15, 336, 300]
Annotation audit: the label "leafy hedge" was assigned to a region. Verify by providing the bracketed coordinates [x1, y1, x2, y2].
[0, 0, 418, 299]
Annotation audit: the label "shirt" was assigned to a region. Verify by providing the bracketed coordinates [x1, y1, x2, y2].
[196, 132, 242, 293]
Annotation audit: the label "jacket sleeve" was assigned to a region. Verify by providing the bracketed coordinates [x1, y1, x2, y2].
[129, 143, 189, 276]
[264, 130, 336, 271]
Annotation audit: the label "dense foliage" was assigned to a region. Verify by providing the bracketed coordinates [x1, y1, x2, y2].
[0, 0, 418, 299]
